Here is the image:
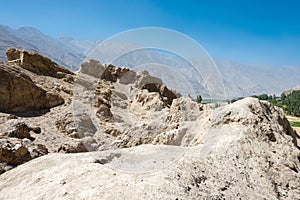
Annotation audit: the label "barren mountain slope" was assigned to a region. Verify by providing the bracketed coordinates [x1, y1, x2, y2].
[0, 25, 87, 70]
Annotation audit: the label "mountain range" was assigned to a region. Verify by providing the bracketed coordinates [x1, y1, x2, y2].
[0, 25, 98, 71]
[0, 24, 299, 98]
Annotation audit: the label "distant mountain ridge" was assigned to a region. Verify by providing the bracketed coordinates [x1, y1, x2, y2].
[0, 25, 99, 70]
[283, 84, 300, 95]
[0, 24, 299, 98]
[215, 59, 300, 98]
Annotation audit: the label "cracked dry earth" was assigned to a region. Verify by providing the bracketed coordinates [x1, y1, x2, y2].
[0, 49, 300, 200]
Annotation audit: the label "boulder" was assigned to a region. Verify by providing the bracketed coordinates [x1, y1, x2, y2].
[5, 122, 41, 141]
[0, 141, 31, 166]
[6, 48, 74, 78]
[119, 70, 137, 84]
[7, 123, 32, 140]
[0, 137, 48, 171]
[80, 59, 105, 78]
[57, 141, 88, 153]
[135, 71, 163, 88]
[0, 64, 64, 113]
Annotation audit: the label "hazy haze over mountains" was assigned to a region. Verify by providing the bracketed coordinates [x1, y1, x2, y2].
[0, 24, 299, 98]
[0, 25, 98, 70]
[216, 59, 300, 98]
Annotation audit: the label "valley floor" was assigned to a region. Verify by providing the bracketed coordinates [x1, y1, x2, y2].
[286, 115, 300, 136]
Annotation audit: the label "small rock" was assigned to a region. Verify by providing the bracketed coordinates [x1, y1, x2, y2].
[7, 123, 32, 140]
[101, 64, 130, 82]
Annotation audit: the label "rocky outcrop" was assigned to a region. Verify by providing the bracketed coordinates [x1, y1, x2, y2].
[5, 122, 40, 140]
[80, 59, 104, 78]
[142, 83, 178, 107]
[6, 48, 74, 78]
[0, 137, 48, 173]
[100, 64, 130, 82]
[135, 70, 163, 88]
[0, 120, 48, 174]
[57, 141, 88, 153]
[55, 113, 78, 138]
[0, 53, 300, 199]
[283, 84, 300, 95]
[0, 49, 76, 174]
[131, 89, 166, 112]
[0, 140, 31, 166]
[95, 80, 113, 121]
[0, 64, 64, 113]
[0, 98, 299, 199]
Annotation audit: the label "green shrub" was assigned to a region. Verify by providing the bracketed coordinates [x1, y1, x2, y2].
[290, 121, 300, 127]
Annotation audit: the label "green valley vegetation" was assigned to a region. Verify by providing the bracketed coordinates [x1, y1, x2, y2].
[251, 91, 300, 117]
[279, 91, 300, 117]
[227, 90, 300, 117]
[290, 121, 300, 127]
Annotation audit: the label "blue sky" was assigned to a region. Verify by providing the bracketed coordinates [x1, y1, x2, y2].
[1, 0, 300, 66]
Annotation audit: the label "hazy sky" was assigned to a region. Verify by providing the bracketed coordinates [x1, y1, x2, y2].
[1, 0, 300, 66]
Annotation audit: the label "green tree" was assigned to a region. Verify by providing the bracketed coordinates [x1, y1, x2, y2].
[258, 94, 269, 100]
[196, 95, 202, 103]
[275, 91, 300, 117]
[281, 93, 287, 101]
